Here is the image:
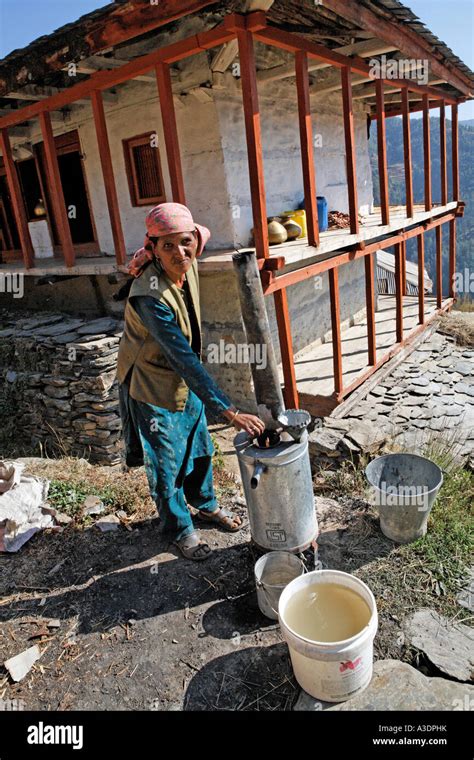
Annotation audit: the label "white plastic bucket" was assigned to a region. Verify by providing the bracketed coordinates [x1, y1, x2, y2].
[254, 551, 305, 620]
[279, 569, 378, 702]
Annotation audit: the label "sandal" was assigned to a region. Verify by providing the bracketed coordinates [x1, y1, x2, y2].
[197, 506, 244, 533]
[173, 530, 212, 561]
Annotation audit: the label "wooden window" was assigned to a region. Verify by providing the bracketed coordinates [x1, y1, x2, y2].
[123, 133, 166, 207]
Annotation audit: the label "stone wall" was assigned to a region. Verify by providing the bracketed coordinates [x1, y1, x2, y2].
[0, 312, 123, 464]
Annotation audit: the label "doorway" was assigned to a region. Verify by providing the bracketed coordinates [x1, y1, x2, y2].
[35, 130, 99, 256]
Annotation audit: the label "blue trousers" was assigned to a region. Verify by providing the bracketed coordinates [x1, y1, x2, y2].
[119, 382, 218, 541]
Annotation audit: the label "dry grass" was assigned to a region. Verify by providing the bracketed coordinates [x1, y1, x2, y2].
[23, 457, 154, 523]
[19, 448, 237, 527]
[437, 311, 474, 346]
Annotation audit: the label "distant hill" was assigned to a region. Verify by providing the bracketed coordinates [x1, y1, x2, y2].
[369, 116, 474, 299]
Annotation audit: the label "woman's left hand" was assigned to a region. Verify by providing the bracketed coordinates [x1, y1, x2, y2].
[232, 412, 265, 437]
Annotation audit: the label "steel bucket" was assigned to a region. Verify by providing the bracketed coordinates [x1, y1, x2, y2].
[365, 453, 443, 543]
[254, 551, 305, 620]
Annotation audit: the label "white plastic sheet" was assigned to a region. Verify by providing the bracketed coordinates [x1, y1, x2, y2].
[0, 460, 52, 552]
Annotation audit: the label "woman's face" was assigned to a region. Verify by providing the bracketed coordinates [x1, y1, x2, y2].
[153, 230, 198, 280]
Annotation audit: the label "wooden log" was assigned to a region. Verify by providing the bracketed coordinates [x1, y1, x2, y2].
[232, 249, 285, 421]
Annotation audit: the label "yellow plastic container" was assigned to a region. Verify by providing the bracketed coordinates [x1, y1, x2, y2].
[282, 209, 307, 239]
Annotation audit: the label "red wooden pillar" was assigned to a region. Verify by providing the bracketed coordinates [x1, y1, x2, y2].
[436, 225, 443, 308]
[401, 88, 414, 218]
[90, 90, 126, 266]
[439, 102, 448, 206]
[155, 63, 186, 204]
[295, 51, 319, 246]
[329, 267, 343, 395]
[341, 66, 359, 235]
[237, 29, 269, 259]
[375, 79, 390, 225]
[401, 239, 407, 296]
[449, 219, 456, 299]
[451, 103, 459, 202]
[0, 128, 34, 268]
[39, 111, 75, 267]
[364, 252, 376, 365]
[394, 242, 404, 342]
[422, 94, 431, 212]
[417, 233, 425, 324]
[273, 288, 299, 409]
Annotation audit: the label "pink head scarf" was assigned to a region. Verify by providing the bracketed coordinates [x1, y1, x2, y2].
[128, 202, 211, 277]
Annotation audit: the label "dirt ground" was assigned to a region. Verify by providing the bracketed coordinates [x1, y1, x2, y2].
[0, 450, 421, 712]
[0, 459, 297, 711]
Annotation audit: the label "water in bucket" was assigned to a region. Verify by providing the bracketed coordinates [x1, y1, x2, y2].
[279, 570, 378, 701]
[284, 582, 371, 642]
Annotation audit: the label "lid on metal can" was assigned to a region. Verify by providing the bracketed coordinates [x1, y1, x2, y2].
[233, 428, 308, 466]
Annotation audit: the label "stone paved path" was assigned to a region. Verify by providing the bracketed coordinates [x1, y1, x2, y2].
[309, 324, 474, 466]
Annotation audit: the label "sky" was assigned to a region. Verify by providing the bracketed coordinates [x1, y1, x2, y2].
[0, 0, 472, 119]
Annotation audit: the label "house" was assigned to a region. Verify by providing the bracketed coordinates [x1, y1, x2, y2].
[0, 0, 472, 460]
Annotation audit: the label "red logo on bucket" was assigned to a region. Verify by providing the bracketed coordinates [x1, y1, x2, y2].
[339, 657, 362, 672]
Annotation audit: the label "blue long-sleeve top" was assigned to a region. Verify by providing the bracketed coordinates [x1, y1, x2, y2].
[130, 294, 232, 419]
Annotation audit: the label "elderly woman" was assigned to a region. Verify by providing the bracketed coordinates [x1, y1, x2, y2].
[117, 203, 264, 561]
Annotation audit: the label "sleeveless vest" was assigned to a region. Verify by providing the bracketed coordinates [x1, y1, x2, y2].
[116, 257, 201, 409]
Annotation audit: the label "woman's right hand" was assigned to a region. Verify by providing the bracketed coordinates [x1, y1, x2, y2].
[232, 413, 265, 437]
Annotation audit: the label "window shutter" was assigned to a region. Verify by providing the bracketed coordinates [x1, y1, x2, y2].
[123, 133, 166, 207]
[132, 142, 162, 200]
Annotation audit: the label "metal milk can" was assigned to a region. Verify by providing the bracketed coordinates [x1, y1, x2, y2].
[234, 428, 318, 553]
